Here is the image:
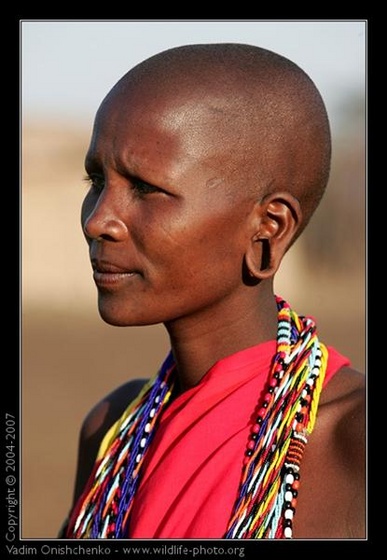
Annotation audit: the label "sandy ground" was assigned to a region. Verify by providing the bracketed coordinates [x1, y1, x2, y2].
[21, 121, 366, 538]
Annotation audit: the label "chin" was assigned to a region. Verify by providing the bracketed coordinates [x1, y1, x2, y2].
[97, 301, 160, 328]
[96, 292, 190, 327]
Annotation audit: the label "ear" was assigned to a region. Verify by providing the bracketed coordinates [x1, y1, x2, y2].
[245, 192, 302, 281]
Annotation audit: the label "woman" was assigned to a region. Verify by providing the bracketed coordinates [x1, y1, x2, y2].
[60, 43, 366, 540]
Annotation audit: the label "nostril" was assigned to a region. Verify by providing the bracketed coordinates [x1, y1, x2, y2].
[95, 233, 116, 242]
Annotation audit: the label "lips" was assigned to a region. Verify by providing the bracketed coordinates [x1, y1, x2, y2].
[91, 259, 139, 288]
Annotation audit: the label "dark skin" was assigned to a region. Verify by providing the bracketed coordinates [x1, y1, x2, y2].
[60, 44, 366, 539]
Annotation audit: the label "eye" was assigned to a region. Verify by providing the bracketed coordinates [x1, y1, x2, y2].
[131, 177, 164, 197]
[82, 172, 167, 198]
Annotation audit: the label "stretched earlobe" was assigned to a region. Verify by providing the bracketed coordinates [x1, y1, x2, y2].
[244, 192, 302, 282]
[242, 255, 261, 286]
[245, 238, 276, 282]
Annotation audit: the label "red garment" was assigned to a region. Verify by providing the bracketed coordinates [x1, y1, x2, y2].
[127, 341, 349, 539]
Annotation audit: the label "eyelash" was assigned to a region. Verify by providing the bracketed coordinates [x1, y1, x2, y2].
[132, 178, 161, 196]
[83, 174, 162, 197]
[83, 174, 104, 192]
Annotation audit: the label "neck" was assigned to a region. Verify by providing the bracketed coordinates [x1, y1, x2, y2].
[164, 290, 278, 393]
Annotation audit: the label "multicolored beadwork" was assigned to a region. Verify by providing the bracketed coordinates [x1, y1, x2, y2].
[67, 296, 327, 539]
[224, 298, 327, 539]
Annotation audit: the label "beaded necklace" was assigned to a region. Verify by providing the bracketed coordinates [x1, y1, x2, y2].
[67, 296, 327, 539]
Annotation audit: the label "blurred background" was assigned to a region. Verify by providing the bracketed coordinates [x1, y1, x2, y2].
[21, 20, 366, 538]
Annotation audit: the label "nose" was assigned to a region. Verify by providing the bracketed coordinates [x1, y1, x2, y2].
[81, 190, 128, 242]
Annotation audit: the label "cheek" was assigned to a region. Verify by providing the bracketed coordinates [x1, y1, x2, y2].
[95, 207, 248, 326]
[151, 212, 245, 290]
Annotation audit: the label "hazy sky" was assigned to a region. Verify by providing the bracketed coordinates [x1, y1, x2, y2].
[21, 19, 367, 130]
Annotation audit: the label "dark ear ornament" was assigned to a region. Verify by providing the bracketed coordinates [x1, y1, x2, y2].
[245, 192, 302, 282]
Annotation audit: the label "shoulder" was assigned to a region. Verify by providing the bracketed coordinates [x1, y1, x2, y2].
[80, 378, 149, 443]
[318, 365, 366, 474]
[294, 365, 366, 538]
[71, 378, 148, 508]
[319, 365, 366, 442]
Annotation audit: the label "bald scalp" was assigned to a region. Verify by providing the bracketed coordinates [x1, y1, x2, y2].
[100, 43, 331, 239]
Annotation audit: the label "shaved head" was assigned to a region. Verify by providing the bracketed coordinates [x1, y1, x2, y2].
[96, 43, 331, 242]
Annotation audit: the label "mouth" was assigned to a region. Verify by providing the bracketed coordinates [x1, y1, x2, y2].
[91, 259, 139, 288]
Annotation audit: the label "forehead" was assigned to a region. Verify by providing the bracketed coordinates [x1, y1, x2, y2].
[88, 82, 247, 177]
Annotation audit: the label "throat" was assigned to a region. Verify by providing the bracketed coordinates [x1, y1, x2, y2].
[166, 307, 278, 392]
